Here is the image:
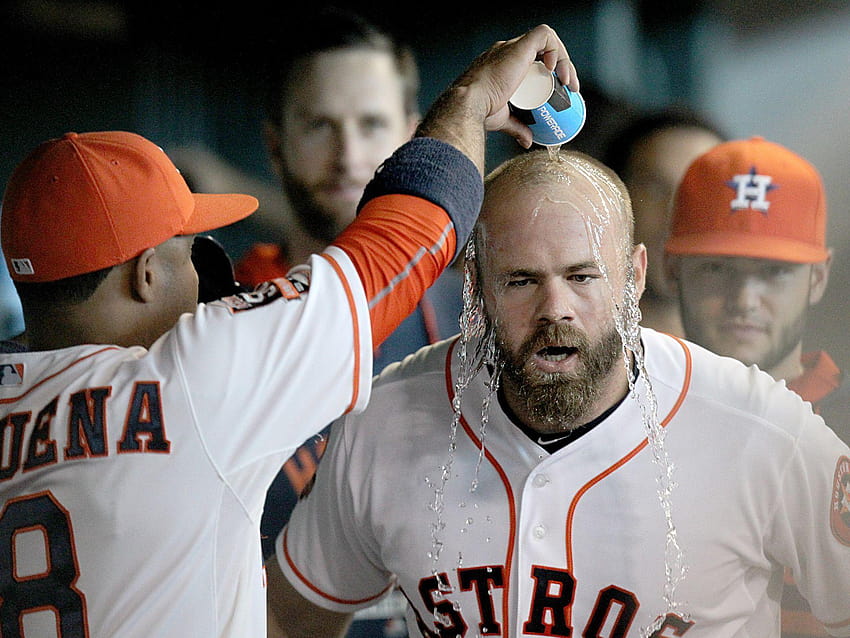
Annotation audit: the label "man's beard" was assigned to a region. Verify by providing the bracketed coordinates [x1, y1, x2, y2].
[679, 301, 806, 373]
[757, 312, 806, 372]
[497, 322, 624, 433]
[281, 171, 347, 245]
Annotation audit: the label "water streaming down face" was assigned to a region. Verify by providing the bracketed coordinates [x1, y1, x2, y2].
[428, 149, 686, 633]
[426, 238, 499, 598]
[560, 154, 688, 634]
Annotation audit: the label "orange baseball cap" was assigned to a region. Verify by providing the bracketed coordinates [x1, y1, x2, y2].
[665, 136, 828, 263]
[1, 131, 259, 282]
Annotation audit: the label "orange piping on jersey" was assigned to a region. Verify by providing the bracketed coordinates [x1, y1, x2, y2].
[333, 194, 456, 347]
[562, 335, 693, 625]
[444, 337, 516, 637]
[281, 527, 394, 606]
[0, 347, 120, 404]
[320, 253, 361, 415]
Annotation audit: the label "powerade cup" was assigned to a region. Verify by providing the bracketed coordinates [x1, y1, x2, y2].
[509, 61, 586, 147]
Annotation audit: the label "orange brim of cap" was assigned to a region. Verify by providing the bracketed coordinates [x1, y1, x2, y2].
[183, 193, 259, 235]
[665, 232, 829, 264]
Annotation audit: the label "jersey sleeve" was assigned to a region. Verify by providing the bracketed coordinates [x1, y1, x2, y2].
[335, 137, 482, 348]
[769, 415, 850, 635]
[277, 416, 396, 612]
[162, 246, 373, 516]
[163, 138, 481, 516]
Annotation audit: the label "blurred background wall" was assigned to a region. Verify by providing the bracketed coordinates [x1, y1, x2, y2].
[1, 0, 848, 370]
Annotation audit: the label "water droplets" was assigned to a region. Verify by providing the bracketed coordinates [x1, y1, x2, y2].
[568, 156, 687, 632]
[429, 238, 499, 575]
[424, 151, 686, 635]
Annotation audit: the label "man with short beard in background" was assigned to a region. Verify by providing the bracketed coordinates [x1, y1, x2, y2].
[665, 136, 850, 638]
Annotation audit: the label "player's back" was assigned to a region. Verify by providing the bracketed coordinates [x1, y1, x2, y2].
[0, 342, 265, 636]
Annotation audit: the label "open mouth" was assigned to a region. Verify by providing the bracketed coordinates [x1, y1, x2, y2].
[537, 345, 578, 361]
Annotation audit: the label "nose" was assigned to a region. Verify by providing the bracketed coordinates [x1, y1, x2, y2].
[333, 122, 366, 172]
[725, 274, 764, 313]
[536, 279, 576, 325]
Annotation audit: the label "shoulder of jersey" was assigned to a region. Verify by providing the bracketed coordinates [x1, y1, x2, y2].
[373, 337, 457, 390]
[645, 329, 815, 437]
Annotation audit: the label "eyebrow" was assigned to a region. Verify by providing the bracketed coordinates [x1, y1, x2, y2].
[567, 260, 599, 272]
[502, 260, 599, 278]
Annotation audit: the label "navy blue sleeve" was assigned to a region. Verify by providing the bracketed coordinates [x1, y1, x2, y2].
[358, 137, 484, 262]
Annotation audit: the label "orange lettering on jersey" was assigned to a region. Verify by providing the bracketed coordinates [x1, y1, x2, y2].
[1, 385, 173, 482]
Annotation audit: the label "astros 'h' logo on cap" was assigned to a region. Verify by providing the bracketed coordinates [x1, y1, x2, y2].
[726, 166, 779, 215]
[665, 136, 829, 264]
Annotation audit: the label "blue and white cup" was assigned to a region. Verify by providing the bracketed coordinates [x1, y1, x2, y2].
[509, 61, 586, 147]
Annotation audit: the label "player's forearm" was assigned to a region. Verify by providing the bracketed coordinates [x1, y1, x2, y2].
[335, 138, 482, 347]
[416, 84, 487, 176]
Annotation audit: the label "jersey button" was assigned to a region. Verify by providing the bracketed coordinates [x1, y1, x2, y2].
[532, 474, 549, 487]
[533, 524, 546, 538]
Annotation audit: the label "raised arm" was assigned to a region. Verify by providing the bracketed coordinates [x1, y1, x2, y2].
[333, 24, 577, 347]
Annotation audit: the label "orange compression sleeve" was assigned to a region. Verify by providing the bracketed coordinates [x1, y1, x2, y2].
[332, 193, 457, 348]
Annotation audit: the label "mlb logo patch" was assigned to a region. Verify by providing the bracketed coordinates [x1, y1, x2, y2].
[0, 363, 24, 386]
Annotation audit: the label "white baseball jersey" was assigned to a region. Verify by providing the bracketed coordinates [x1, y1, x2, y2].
[279, 328, 850, 637]
[0, 248, 373, 637]
[0, 135, 483, 637]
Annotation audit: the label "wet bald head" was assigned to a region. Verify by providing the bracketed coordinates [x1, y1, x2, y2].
[473, 149, 635, 284]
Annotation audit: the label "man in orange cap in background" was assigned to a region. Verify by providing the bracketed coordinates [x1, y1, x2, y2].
[665, 135, 848, 638]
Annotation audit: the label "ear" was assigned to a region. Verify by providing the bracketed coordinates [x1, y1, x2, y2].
[808, 249, 832, 306]
[131, 247, 157, 303]
[263, 121, 284, 178]
[631, 243, 648, 300]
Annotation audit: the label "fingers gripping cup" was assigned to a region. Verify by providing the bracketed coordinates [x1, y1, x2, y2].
[509, 61, 586, 147]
